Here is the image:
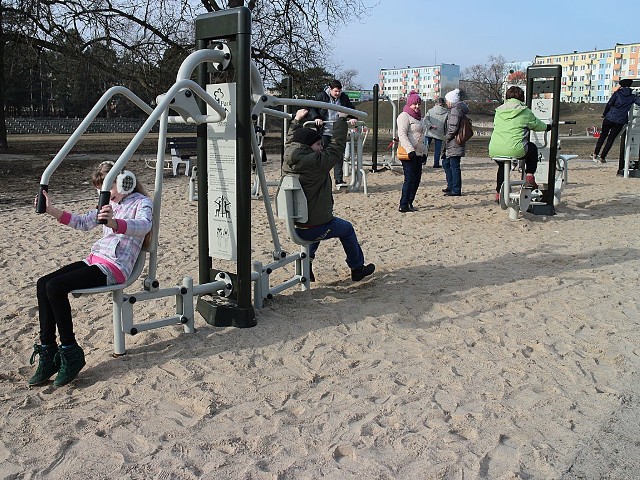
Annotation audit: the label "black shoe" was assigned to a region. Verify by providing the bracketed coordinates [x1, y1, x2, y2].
[432, 164, 441, 168]
[442, 188, 451, 193]
[351, 263, 375, 281]
[398, 206, 411, 213]
[335, 179, 345, 186]
[409, 203, 418, 211]
[444, 192, 461, 196]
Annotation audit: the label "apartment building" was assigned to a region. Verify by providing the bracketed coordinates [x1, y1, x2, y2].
[378, 64, 460, 101]
[534, 42, 640, 103]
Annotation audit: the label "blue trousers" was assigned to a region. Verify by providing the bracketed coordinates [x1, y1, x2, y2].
[399, 157, 423, 208]
[443, 156, 462, 194]
[295, 217, 365, 269]
[425, 137, 443, 166]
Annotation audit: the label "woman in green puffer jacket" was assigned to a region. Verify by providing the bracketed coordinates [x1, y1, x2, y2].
[488, 86, 551, 201]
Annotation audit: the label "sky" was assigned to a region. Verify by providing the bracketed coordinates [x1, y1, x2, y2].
[328, 0, 634, 88]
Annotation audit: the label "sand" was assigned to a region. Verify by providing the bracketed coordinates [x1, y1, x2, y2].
[1, 153, 639, 479]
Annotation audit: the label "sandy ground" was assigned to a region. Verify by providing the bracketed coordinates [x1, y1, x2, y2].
[1, 152, 639, 479]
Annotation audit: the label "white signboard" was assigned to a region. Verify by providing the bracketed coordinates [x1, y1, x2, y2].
[206, 83, 237, 261]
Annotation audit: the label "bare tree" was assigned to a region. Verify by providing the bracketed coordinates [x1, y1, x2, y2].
[337, 68, 360, 90]
[204, 1, 369, 87]
[0, 0, 369, 151]
[462, 55, 509, 103]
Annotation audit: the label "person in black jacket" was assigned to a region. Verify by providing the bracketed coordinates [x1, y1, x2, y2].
[308, 79, 358, 185]
[591, 78, 640, 169]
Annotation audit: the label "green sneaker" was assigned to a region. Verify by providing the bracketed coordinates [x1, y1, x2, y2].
[28, 344, 60, 386]
[53, 344, 86, 387]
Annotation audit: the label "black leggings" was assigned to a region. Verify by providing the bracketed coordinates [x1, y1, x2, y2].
[594, 119, 625, 160]
[495, 142, 539, 193]
[36, 262, 107, 346]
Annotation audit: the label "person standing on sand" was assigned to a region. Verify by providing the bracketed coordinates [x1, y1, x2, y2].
[396, 90, 426, 212]
[590, 78, 640, 174]
[424, 97, 448, 168]
[308, 79, 358, 186]
[441, 89, 469, 197]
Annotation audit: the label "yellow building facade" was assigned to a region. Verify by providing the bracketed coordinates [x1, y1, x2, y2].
[534, 42, 640, 103]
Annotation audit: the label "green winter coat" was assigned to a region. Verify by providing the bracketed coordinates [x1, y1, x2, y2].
[282, 117, 348, 227]
[488, 98, 547, 159]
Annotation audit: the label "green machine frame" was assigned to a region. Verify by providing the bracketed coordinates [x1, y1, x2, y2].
[194, 7, 256, 328]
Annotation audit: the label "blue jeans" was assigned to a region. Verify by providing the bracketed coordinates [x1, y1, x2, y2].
[425, 137, 443, 166]
[295, 217, 364, 269]
[399, 156, 423, 208]
[443, 156, 462, 194]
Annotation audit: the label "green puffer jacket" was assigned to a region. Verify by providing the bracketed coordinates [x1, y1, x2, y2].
[488, 98, 547, 159]
[282, 117, 348, 227]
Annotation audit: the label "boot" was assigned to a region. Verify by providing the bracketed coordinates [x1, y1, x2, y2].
[524, 174, 538, 189]
[351, 263, 375, 281]
[28, 344, 60, 386]
[308, 261, 316, 282]
[53, 344, 86, 387]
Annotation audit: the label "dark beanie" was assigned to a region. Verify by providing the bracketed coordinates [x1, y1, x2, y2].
[620, 78, 633, 88]
[293, 128, 322, 146]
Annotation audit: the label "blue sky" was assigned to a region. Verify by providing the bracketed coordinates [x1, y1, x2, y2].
[328, 0, 634, 88]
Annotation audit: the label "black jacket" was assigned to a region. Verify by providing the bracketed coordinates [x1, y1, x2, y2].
[308, 89, 356, 122]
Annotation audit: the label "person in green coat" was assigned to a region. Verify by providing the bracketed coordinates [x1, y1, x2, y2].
[488, 86, 551, 201]
[282, 108, 375, 283]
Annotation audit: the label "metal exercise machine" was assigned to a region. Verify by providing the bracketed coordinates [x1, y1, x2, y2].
[619, 78, 640, 178]
[493, 65, 577, 220]
[35, 50, 232, 355]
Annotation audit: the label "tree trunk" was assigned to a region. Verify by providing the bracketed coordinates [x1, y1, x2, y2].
[0, 7, 8, 153]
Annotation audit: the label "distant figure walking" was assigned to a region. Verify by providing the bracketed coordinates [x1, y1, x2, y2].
[424, 97, 448, 168]
[591, 79, 640, 172]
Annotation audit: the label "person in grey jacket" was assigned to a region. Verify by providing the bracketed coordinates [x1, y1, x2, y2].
[282, 108, 375, 282]
[591, 78, 640, 170]
[424, 97, 448, 168]
[442, 89, 470, 196]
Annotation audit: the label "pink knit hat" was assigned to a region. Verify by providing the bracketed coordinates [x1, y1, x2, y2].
[406, 90, 421, 106]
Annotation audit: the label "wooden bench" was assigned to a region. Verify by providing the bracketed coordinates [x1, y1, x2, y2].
[167, 137, 197, 176]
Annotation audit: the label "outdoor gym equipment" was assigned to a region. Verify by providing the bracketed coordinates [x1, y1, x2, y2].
[619, 78, 640, 178]
[248, 84, 367, 307]
[494, 125, 576, 220]
[493, 65, 577, 219]
[35, 47, 233, 355]
[301, 120, 369, 194]
[35, 7, 367, 350]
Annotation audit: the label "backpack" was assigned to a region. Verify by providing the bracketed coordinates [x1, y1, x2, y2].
[455, 115, 474, 145]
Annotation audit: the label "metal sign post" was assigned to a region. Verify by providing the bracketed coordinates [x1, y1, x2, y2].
[526, 65, 561, 216]
[195, 7, 256, 328]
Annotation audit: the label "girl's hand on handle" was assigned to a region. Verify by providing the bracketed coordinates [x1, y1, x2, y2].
[97, 204, 117, 230]
[35, 190, 62, 220]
